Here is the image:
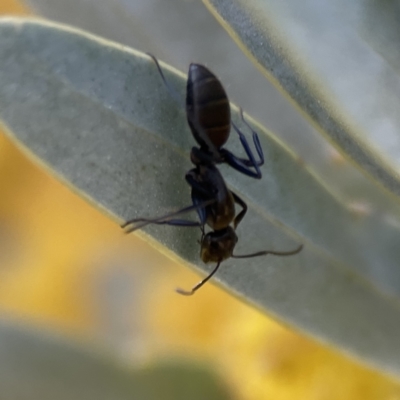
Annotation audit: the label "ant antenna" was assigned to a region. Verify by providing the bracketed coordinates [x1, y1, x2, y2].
[176, 261, 222, 296]
[232, 244, 303, 259]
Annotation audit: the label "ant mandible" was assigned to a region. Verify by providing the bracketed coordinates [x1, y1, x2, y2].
[146, 53, 265, 179]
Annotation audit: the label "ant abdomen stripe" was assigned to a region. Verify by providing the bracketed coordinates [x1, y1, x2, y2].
[192, 79, 227, 104]
[188, 64, 227, 101]
[204, 124, 230, 134]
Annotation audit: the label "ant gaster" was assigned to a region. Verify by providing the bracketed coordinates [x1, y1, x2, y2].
[147, 53, 265, 179]
[122, 55, 303, 295]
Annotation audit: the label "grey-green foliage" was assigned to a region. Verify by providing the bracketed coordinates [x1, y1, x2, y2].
[0, 320, 230, 400]
[27, 1, 400, 230]
[205, 0, 400, 198]
[1, 17, 400, 379]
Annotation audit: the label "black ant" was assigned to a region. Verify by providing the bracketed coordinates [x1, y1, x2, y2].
[122, 163, 302, 295]
[146, 53, 264, 179]
[122, 56, 302, 295]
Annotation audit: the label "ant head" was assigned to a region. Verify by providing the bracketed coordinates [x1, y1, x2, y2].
[200, 226, 238, 263]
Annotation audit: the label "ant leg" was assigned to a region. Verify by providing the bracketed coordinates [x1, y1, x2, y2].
[221, 108, 265, 179]
[192, 192, 207, 230]
[176, 261, 222, 296]
[231, 191, 247, 229]
[232, 244, 303, 258]
[122, 170, 217, 232]
[123, 218, 201, 234]
[121, 198, 215, 232]
[227, 122, 263, 177]
[220, 142, 262, 179]
[146, 53, 183, 106]
[186, 169, 219, 229]
[237, 108, 264, 168]
[220, 151, 260, 178]
[196, 225, 206, 245]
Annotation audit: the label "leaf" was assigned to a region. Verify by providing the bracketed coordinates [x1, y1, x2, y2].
[204, 0, 400, 199]
[1, 18, 400, 377]
[27, 0, 400, 219]
[0, 320, 230, 400]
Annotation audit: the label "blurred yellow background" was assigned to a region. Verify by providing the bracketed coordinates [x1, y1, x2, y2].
[1, 1, 400, 399]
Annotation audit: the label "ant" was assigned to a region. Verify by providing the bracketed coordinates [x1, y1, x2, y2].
[122, 162, 302, 295]
[146, 53, 265, 179]
[122, 55, 302, 295]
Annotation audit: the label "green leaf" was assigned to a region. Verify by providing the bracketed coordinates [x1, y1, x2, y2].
[27, 0, 397, 216]
[0, 320, 230, 400]
[1, 18, 400, 377]
[204, 0, 400, 198]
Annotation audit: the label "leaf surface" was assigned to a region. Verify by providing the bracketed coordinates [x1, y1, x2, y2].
[1, 18, 400, 377]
